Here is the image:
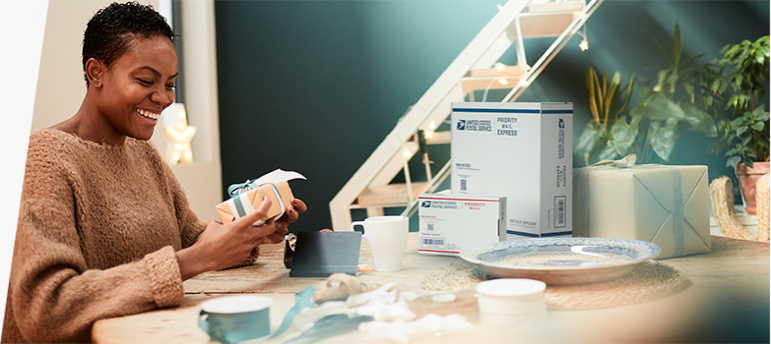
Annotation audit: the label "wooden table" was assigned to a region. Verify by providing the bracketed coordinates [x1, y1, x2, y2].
[93, 234, 770, 343]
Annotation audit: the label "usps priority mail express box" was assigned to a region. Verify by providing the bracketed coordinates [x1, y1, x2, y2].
[418, 194, 506, 256]
[451, 102, 573, 239]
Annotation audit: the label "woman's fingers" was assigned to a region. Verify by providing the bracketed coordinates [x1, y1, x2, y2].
[277, 199, 306, 224]
[232, 196, 272, 228]
[291, 199, 307, 213]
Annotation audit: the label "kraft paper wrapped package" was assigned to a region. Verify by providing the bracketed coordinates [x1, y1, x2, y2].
[216, 181, 295, 224]
[216, 169, 306, 225]
[573, 162, 710, 258]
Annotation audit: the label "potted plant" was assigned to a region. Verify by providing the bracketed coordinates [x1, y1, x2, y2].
[713, 35, 770, 214]
[575, 66, 635, 166]
[626, 23, 720, 163]
[577, 24, 721, 166]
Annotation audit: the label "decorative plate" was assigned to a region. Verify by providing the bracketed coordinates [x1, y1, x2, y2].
[460, 238, 661, 285]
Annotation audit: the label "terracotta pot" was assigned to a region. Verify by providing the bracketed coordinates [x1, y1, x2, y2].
[735, 161, 770, 215]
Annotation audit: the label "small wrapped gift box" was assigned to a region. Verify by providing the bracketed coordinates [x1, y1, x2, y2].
[216, 169, 306, 225]
[216, 181, 295, 224]
[573, 162, 710, 258]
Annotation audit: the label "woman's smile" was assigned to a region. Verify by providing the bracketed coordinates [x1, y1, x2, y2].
[136, 108, 161, 121]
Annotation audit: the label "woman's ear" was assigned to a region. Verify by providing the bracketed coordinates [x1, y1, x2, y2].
[85, 58, 105, 88]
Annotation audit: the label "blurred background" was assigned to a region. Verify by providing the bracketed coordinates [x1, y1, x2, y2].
[213, 0, 769, 231]
[31, 0, 769, 231]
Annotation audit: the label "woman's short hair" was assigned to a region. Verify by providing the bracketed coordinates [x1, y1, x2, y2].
[82, 1, 174, 85]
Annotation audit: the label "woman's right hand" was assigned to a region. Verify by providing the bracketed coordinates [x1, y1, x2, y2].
[175, 196, 283, 280]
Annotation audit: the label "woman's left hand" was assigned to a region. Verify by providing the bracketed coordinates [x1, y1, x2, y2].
[262, 198, 307, 244]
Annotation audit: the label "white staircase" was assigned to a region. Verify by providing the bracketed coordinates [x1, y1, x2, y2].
[329, 0, 604, 231]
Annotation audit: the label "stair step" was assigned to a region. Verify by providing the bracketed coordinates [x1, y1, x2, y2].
[527, 0, 585, 14]
[515, 8, 581, 39]
[461, 75, 521, 93]
[468, 65, 522, 77]
[424, 130, 451, 145]
[354, 182, 429, 208]
[461, 65, 523, 93]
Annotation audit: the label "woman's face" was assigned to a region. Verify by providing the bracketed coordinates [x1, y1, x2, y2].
[97, 35, 178, 142]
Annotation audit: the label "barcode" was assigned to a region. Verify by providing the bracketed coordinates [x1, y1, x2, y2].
[422, 238, 444, 246]
[555, 196, 566, 228]
[460, 179, 467, 191]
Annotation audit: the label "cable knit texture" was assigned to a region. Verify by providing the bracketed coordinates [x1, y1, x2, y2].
[2, 129, 213, 343]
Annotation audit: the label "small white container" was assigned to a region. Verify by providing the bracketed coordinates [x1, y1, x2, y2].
[476, 278, 547, 326]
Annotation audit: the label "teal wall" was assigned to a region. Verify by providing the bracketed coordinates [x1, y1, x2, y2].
[214, 0, 769, 232]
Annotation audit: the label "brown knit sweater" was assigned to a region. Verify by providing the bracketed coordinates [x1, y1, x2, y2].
[3, 129, 210, 343]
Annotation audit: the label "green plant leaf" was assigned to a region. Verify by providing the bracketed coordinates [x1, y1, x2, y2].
[680, 102, 717, 137]
[639, 92, 686, 120]
[726, 155, 742, 167]
[575, 122, 603, 156]
[598, 143, 618, 161]
[650, 120, 678, 161]
[609, 117, 640, 155]
[756, 107, 770, 121]
[751, 120, 766, 131]
[615, 75, 636, 118]
[673, 23, 682, 68]
[586, 67, 600, 123]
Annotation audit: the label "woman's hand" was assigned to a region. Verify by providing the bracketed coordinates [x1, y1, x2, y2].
[264, 198, 307, 244]
[175, 196, 306, 280]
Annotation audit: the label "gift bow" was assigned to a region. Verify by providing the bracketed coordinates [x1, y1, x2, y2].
[589, 154, 637, 168]
[228, 179, 263, 197]
[575, 154, 685, 256]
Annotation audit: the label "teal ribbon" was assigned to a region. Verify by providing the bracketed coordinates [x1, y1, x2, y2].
[575, 155, 685, 256]
[668, 166, 685, 256]
[228, 179, 260, 197]
[232, 195, 247, 217]
[269, 285, 316, 338]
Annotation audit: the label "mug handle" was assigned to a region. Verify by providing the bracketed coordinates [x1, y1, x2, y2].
[198, 310, 211, 337]
[350, 221, 366, 234]
[198, 310, 225, 343]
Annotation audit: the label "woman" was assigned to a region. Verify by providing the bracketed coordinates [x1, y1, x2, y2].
[2, 2, 306, 343]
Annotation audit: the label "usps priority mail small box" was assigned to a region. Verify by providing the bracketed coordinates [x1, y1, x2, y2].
[418, 194, 506, 256]
[451, 102, 572, 239]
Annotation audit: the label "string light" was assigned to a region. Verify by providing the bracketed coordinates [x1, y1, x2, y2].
[577, 24, 589, 51]
[579, 38, 589, 51]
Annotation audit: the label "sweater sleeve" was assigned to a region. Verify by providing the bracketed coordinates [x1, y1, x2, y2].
[9, 144, 184, 343]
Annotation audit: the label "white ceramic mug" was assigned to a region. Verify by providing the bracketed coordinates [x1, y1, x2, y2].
[351, 215, 409, 272]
